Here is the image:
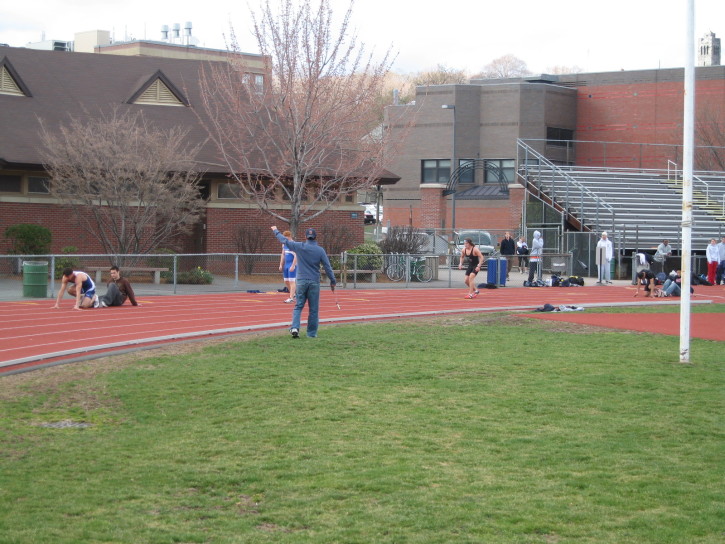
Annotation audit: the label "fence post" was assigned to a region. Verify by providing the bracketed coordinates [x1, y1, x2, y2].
[49, 255, 56, 298]
[234, 254, 239, 288]
[173, 254, 178, 294]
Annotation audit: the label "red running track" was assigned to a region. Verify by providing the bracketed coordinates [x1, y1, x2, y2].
[1, 285, 723, 374]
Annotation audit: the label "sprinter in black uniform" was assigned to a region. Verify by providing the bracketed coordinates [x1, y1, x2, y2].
[459, 238, 485, 299]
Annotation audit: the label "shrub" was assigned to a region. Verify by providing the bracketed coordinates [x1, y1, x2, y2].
[345, 242, 383, 271]
[176, 267, 214, 285]
[4, 224, 52, 255]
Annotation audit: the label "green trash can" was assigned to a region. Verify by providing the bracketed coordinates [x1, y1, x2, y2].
[23, 261, 49, 298]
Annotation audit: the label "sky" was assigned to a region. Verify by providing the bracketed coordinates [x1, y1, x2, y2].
[1, 0, 723, 75]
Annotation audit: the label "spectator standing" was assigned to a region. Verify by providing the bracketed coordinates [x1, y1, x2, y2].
[596, 231, 613, 284]
[705, 238, 719, 285]
[527, 231, 543, 285]
[516, 236, 528, 274]
[654, 239, 673, 274]
[272, 226, 336, 338]
[499, 231, 516, 281]
[99, 266, 138, 307]
[717, 236, 725, 285]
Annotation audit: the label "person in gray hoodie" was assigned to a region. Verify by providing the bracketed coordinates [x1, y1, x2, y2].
[527, 231, 544, 285]
[272, 226, 337, 338]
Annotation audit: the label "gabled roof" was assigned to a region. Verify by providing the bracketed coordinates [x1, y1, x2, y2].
[0, 47, 224, 171]
[0, 46, 400, 185]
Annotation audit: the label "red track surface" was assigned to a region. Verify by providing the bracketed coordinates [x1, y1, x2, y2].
[2, 285, 723, 374]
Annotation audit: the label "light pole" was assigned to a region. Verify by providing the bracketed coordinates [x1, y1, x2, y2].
[441, 104, 456, 230]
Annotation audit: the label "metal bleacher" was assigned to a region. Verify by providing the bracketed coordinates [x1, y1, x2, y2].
[517, 141, 725, 251]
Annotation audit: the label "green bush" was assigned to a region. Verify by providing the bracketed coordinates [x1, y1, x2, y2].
[54, 246, 80, 279]
[345, 242, 383, 271]
[4, 224, 52, 255]
[176, 267, 214, 285]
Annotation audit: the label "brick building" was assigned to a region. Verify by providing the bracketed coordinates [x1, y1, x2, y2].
[0, 45, 394, 255]
[383, 63, 724, 233]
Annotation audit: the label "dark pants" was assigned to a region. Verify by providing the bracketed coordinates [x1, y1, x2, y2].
[100, 283, 126, 307]
[717, 261, 725, 285]
[527, 260, 540, 284]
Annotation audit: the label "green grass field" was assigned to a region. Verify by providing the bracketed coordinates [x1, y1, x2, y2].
[1, 308, 723, 543]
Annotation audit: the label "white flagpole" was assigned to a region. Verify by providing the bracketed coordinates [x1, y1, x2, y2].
[680, 0, 695, 363]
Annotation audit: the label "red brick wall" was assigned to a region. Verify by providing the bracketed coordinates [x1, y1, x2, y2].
[205, 207, 365, 253]
[1, 201, 365, 256]
[575, 79, 725, 168]
[385, 197, 519, 231]
[0, 201, 106, 253]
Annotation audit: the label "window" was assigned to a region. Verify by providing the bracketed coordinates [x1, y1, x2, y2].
[28, 176, 50, 194]
[217, 183, 241, 199]
[483, 160, 515, 184]
[242, 73, 265, 93]
[421, 159, 451, 183]
[0, 175, 22, 193]
[457, 159, 475, 184]
[546, 127, 574, 147]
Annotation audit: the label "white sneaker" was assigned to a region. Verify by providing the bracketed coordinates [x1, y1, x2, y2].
[92, 295, 100, 308]
[100, 300, 108, 307]
[290, 328, 299, 339]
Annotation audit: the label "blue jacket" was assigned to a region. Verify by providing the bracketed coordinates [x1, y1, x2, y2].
[274, 230, 336, 285]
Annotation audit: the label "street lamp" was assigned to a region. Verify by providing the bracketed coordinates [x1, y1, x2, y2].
[441, 104, 456, 230]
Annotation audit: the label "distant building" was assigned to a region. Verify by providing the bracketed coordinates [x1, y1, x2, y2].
[698, 32, 721, 67]
[383, 65, 725, 232]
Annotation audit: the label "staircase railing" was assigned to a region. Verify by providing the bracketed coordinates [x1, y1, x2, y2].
[516, 139, 616, 233]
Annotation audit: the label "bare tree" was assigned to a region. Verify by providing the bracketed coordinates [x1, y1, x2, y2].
[199, 0, 397, 235]
[473, 54, 531, 79]
[411, 64, 468, 86]
[40, 108, 205, 259]
[546, 65, 584, 75]
[695, 106, 725, 172]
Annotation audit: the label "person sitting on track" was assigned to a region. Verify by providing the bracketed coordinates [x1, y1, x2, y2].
[459, 238, 484, 299]
[98, 266, 139, 307]
[52, 268, 98, 310]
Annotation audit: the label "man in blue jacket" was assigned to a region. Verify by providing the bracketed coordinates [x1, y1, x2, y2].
[272, 226, 337, 338]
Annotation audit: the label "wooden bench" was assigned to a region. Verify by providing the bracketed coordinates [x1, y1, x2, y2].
[87, 266, 169, 284]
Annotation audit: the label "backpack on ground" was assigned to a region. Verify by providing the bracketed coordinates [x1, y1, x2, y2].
[569, 275, 585, 286]
[551, 274, 561, 287]
[697, 273, 713, 286]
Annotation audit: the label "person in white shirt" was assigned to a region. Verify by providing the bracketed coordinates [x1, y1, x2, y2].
[705, 238, 719, 285]
[596, 232, 614, 284]
[717, 236, 725, 285]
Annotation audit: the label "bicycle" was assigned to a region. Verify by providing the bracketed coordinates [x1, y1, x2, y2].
[386, 257, 434, 283]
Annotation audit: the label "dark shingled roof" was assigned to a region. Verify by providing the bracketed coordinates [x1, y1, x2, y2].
[454, 184, 509, 200]
[0, 46, 400, 184]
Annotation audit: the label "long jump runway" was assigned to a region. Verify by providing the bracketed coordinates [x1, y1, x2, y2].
[1, 285, 723, 374]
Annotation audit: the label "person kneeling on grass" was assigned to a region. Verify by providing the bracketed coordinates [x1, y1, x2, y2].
[52, 268, 98, 310]
[98, 266, 139, 307]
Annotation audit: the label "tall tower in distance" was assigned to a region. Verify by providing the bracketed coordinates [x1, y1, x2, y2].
[697, 32, 721, 66]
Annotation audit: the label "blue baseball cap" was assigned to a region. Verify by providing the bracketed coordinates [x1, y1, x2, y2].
[305, 228, 317, 240]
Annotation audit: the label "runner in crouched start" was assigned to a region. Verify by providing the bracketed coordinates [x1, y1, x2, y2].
[52, 268, 98, 310]
[459, 238, 485, 299]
